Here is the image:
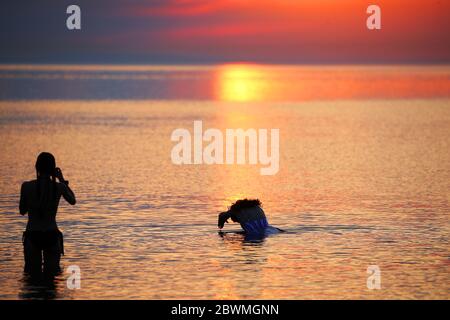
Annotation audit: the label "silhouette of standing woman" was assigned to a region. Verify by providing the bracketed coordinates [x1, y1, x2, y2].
[19, 152, 76, 276]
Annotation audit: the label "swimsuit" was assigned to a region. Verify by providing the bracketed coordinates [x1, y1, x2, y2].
[23, 230, 64, 255]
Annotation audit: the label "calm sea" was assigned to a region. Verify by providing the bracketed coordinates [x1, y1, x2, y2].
[0, 64, 449, 299]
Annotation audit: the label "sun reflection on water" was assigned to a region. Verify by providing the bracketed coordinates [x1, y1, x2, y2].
[215, 64, 272, 102]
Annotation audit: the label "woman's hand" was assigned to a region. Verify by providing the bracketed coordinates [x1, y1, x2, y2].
[55, 167, 65, 182]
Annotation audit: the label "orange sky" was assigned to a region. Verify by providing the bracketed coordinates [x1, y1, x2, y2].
[123, 0, 450, 63]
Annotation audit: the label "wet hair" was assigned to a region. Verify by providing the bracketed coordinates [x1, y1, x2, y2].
[35, 152, 57, 217]
[229, 198, 262, 213]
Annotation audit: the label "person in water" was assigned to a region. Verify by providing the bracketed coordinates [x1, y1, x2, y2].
[218, 199, 282, 235]
[19, 152, 76, 276]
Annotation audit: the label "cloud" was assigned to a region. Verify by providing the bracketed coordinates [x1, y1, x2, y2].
[1, 0, 449, 63]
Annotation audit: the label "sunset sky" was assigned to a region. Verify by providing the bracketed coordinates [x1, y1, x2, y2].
[1, 0, 449, 64]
